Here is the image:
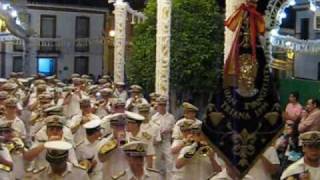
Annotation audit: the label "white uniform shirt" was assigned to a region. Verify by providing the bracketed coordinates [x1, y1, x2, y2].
[67, 113, 101, 145]
[126, 130, 155, 156]
[171, 139, 185, 180]
[63, 91, 89, 118]
[76, 137, 109, 179]
[114, 90, 128, 102]
[177, 144, 222, 180]
[172, 118, 202, 140]
[35, 126, 74, 145]
[36, 162, 90, 180]
[125, 97, 148, 113]
[140, 122, 161, 144]
[31, 139, 78, 171]
[247, 146, 280, 180]
[281, 158, 320, 180]
[152, 112, 176, 141]
[0, 146, 13, 180]
[102, 134, 129, 179]
[1, 116, 27, 139]
[95, 101, 112, 118]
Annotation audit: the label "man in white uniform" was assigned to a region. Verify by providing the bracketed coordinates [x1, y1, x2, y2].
[125, 111, 155, 168]
[63, 78, 88, 118]
[114, 82, 128, 102]
[111, 141, 160, 180]
[138, 103, 161, 148]
[101, 113, 129, 179]
[171, 119, 196, 180]
[281, 131, 320, 180]
[24, 116, 78, 173]
[0, 122, 14, 180]
[125, 85, 148, 113]
[76, 120, 110, 180]
[172, 102, 201, 140]
[34, 141, 89, 180]
[175, 122, 222, 180]
[95, 88, 113, 118]
[68, 98, 101, 145]
[151, 96, 176, 180]
[1, 98, 27, 179]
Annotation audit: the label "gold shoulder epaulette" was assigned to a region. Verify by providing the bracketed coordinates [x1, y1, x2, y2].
[99, 139, 117, 154]
[142, 132, 152, 140]
[112, 170, 126, 180]
[0, 163, 11, 172]
[72, 163, 87, 171]
[32, 166, 47, 174]
[146, 168, 160, 174]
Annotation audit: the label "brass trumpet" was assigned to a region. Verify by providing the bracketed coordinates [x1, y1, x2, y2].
[5, 137, 25, 154]
[79, 159, 92, 171]
[198, 145, 211, 157]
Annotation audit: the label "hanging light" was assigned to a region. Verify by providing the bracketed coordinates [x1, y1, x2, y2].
[310, 3, 317, 11]
[1, 4, 10, 10]
[109, 30, 115, 37]
[10, 10, 17, 17]
[289, 0, 296, 6]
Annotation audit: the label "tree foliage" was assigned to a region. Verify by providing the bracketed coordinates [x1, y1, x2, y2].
[126, 0, 224, 94]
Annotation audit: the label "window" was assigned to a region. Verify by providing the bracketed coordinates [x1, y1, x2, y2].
[37, 57, 56, 76]
[301, 18, 309, 40]
[12, 56, 23, 72]
[315, 13, 320, 30]
[40, 15, 57, 52]
[13, 40, 23, 52]
[74, 56, 89, 75]
[75, 16, 90, 52]
[40, 15, 56, 38]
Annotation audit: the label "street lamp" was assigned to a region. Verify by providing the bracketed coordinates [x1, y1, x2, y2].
[109, 30, 115, 37]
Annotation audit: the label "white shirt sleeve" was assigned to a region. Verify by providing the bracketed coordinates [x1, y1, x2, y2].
[67, 115, 82, 128]
[0, 147, 12, 163]
[172, 124, 182, 139]
[263, 146, 280, 165]
[68, 148, 79, 165]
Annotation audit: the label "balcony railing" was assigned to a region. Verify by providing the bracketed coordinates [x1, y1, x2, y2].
[75, 38, 90, 52]
[37, 38, 61, 53]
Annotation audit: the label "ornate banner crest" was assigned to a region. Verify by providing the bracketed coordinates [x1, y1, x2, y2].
[203, 0, 284, 178]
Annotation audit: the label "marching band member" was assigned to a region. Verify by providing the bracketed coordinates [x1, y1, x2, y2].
[34, 141, 89, 180]
[111, 141, 160, 180]
[152, 96, 176, 180]
[125, 85, 148, 113]
[24, 116, 78, 173]
[68, 98, 101, 145]
[76, 120, 110, 180]
[175, 122, 223, 180]
[125, 111, 155, 168]
[172, 102, 201, 140]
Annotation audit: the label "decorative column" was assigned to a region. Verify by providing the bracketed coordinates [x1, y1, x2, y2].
[224, 0, 246, 62]
[113, 0, 128, 83]
[155, 0, 172, 97]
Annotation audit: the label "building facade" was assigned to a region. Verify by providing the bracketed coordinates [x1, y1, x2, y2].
[279, 0, 320, 80]
[1, 0, 108, 81]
